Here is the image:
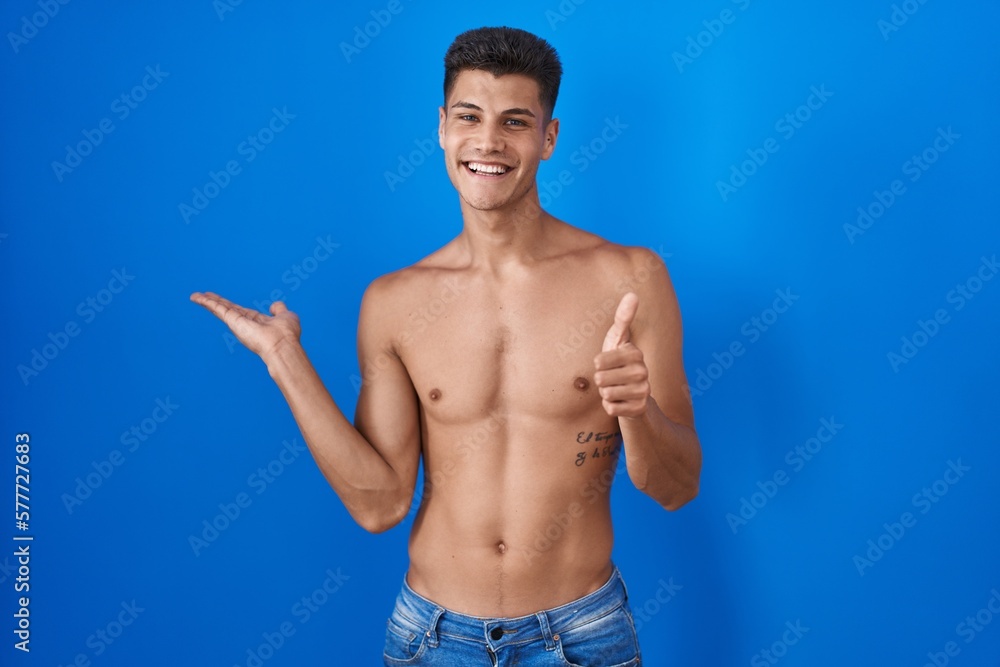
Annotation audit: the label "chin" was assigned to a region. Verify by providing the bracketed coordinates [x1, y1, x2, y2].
[461, 195, 510, 211]
[459, 185, 537, 213]
[453, 186, 509, 211]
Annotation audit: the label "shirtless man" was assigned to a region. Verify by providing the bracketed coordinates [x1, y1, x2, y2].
[191, 26, 701, 666]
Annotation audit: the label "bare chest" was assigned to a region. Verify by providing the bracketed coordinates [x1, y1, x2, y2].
[397, 274, 622, 425]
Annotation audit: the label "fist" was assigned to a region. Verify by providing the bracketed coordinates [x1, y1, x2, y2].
[594, 293, 650, 418]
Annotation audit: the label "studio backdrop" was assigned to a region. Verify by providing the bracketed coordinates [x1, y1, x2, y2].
[2, 1, 998, 666]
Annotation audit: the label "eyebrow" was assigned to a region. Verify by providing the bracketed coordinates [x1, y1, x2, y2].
[450, 101, 536, 118]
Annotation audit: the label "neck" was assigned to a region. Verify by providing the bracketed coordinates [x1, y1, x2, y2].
[456, 187, 552, 271]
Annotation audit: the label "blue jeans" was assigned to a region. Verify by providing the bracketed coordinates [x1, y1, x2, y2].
[383, 565, 641, 666]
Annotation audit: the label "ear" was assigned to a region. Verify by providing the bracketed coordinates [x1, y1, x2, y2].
[438, 106, 447, 150]
[541, 116, 559, 160]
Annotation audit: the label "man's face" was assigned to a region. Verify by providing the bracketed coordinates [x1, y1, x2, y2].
[439, 69, 558, 212]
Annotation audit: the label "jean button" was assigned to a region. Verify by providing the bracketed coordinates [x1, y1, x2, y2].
[490, 627, 503, 640]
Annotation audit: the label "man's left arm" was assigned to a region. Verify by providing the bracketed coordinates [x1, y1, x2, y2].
[593, 248, 702, 510]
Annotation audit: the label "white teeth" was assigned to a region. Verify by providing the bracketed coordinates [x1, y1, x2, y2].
[467, 162, 507, 175]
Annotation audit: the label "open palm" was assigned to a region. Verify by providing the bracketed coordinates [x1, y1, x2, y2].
[190, 291, 301, 360]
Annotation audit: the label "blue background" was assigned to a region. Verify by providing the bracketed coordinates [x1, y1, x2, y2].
[2, 1, 999, 665]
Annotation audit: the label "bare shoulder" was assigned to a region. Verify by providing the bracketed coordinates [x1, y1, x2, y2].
[362, 245, 459, 305]
[555, 227, 679, 342]
[558, 225, 669, 286]
[358, 244, 464, 348]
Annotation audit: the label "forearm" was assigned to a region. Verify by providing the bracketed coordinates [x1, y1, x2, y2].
[264, 341, 408, 530]
[619, 396, 701, 510]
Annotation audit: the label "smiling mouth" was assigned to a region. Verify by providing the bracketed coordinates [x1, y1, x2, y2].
[464, 161, 512, 177]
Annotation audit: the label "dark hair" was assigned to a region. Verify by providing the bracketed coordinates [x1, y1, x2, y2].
[443, 27, 562, 119]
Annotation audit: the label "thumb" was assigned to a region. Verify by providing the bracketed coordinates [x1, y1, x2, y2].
[269, 301, 288, 316]
[602, 292, 638, 352]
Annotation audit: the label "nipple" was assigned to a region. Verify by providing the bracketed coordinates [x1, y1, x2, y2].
[574, 376, 590, 391]
[429, 388, 441, 401]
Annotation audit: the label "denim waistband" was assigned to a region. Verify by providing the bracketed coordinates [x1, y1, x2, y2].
[391, 565, 629, 651]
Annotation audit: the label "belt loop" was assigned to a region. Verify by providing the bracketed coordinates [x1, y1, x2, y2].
[426, 606, 445, 648]
[535, 611, 557, 651]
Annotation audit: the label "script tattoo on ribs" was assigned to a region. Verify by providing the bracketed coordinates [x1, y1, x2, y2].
[574, 431, 622, 466]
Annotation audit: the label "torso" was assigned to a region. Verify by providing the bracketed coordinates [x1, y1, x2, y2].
[385, 223, 641, 616]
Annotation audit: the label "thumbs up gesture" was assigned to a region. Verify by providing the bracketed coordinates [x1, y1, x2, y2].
[594, 292, 650, 418]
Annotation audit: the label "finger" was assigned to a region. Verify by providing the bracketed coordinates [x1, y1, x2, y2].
[602, 398, 647, 418]
[594, 365, 648, 389]
[602, 292, 639, 352]
[191, 292, 261, 327]
[598, 382, 650, 403]
[190, 291, 221, 308]
[191, 291, 233, 310]
[195, 294, 241, 322]
[199, 292, 248, 315]
[594, 344, 643, 372]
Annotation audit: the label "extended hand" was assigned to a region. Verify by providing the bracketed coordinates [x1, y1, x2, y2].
[594, 292, 650, 418]
[190, 291, 301, 360]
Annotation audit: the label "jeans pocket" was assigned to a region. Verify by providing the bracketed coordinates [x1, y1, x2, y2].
[383, 617, 428, 664]
[556, 604, 641, 667]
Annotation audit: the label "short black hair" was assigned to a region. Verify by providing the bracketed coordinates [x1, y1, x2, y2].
[443, 26, 562, 119]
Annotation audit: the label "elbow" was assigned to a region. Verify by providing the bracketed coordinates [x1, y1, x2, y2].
[634, 476, 699, 512]
[358, 516, 399, 534]
[662, 447, 702, 511]
[355, 510, 402, 534]
[661, 483, 698, 511]
[633, 460, 700, 511]
[354, 496, 411, 534]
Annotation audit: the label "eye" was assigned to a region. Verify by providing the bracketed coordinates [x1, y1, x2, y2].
[458, 114, 478, 122]
[505, 118, 527, 126]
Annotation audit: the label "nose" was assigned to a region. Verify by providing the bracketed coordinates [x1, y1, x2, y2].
[475, 121, 505, 155]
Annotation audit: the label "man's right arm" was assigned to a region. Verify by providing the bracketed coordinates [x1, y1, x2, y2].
[191, 278, 421, 533]
[266, 277, 420, 532]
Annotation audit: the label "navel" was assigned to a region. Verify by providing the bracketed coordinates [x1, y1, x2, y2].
[496, 540, 507, 555]
[429, 388, 442, 401]
[574, 376, 590, 391]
